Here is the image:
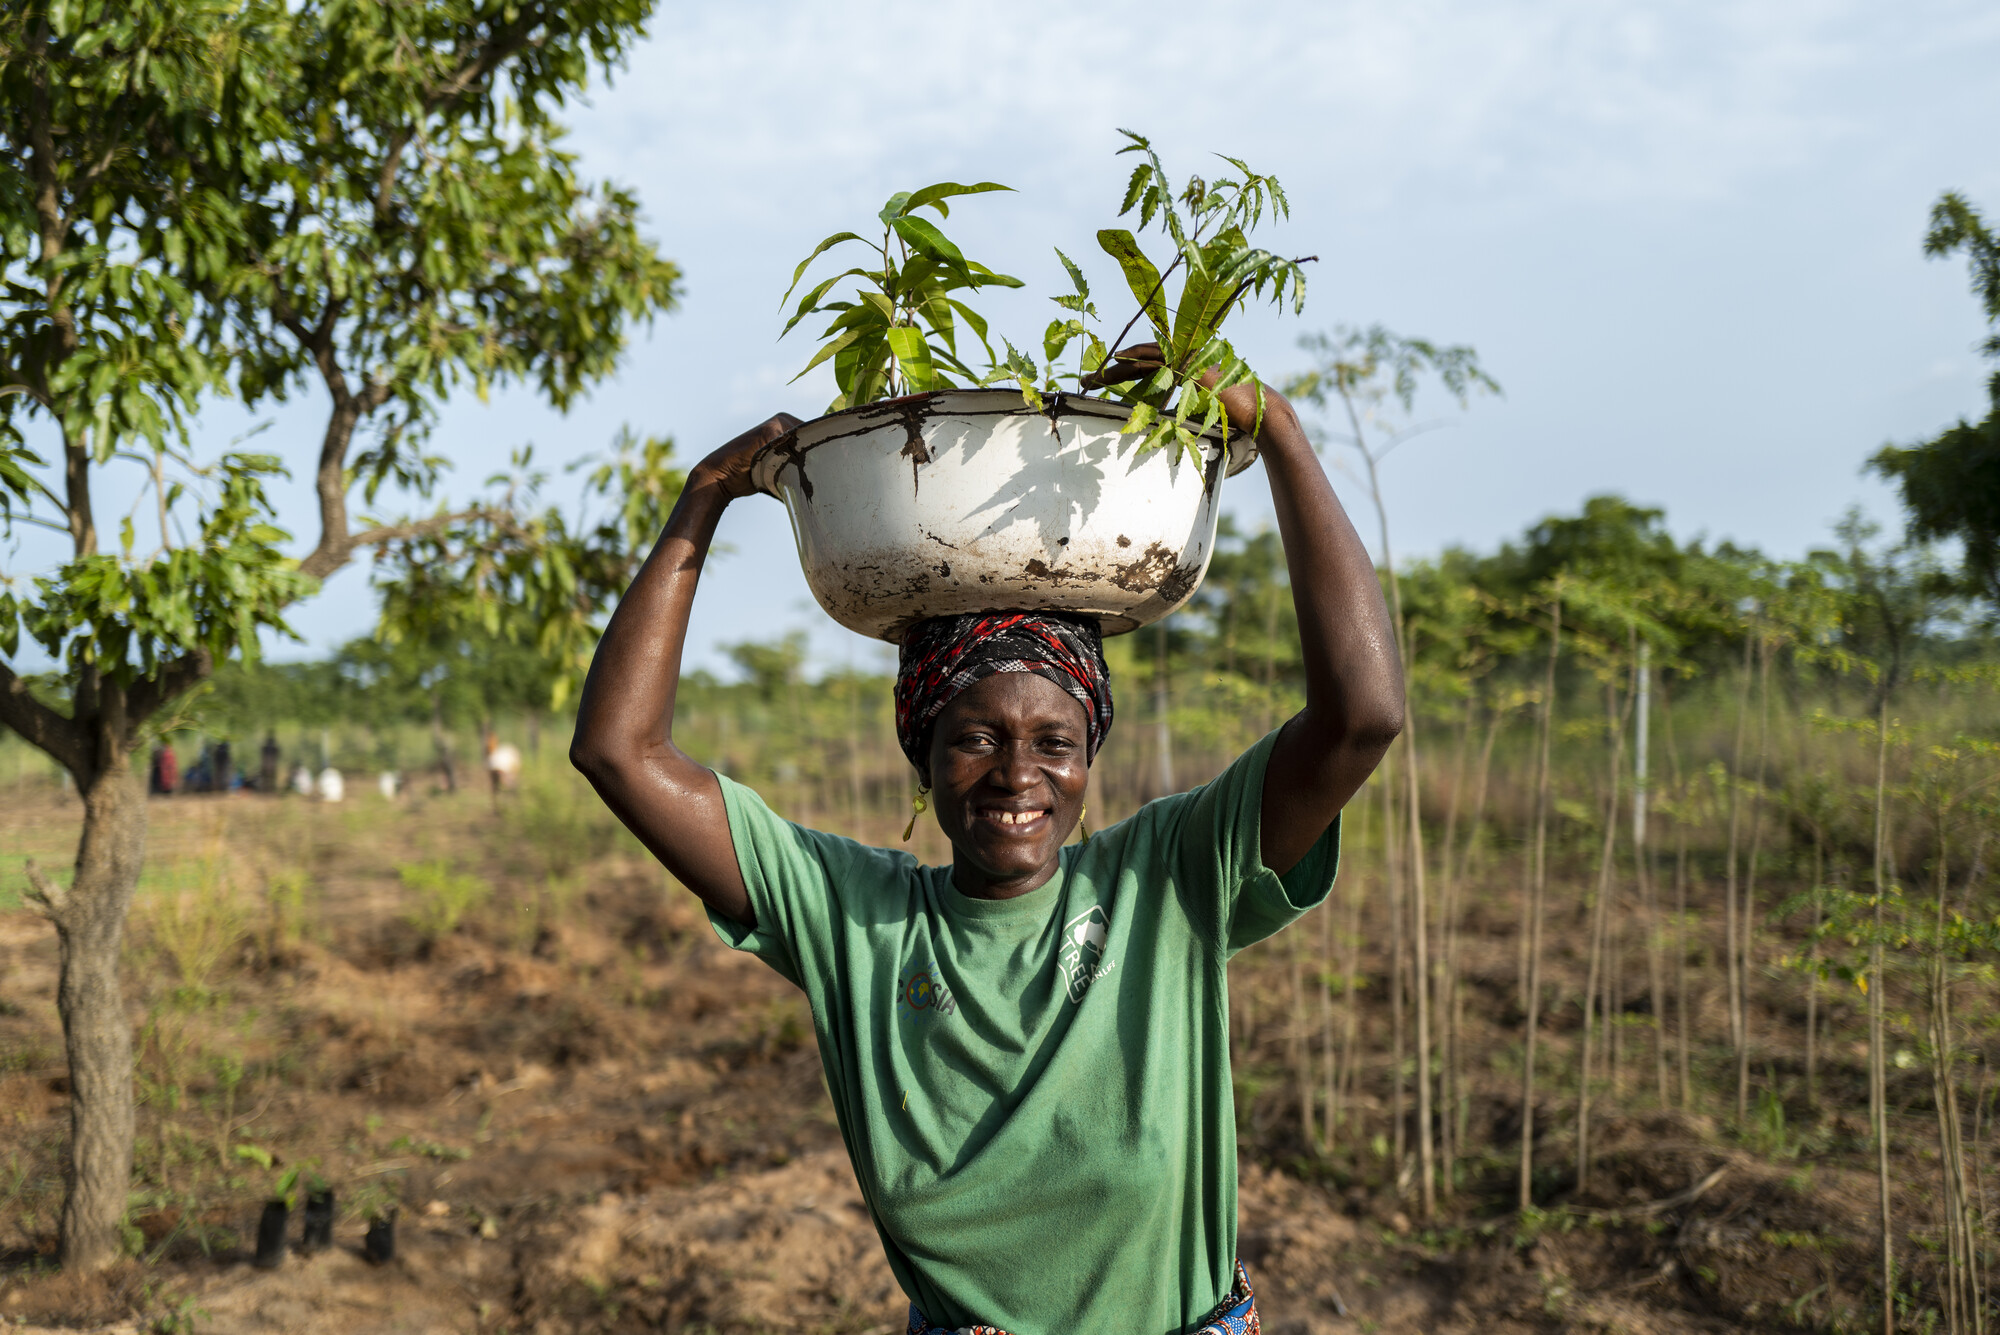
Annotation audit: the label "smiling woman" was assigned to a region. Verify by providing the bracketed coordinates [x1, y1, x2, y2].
[568, 352, 1403, 1333]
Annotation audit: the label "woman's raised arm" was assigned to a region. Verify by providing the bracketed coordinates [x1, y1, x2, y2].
[1235, 384, 1404, 871]
[1088, 348, 1404, 871]
[569, 413, 803, 926]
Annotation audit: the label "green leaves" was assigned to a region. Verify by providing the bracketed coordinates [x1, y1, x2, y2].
[781, 181, 1019, 410]
[1074, 134, 1314, 463]
[782, 234, 868, 305]
[18, 452, 314, 687]
[899, 181, 1012, 220]
[776, 137, 1310, 462]
[1096, 229, 1169, 343]
[372, 428, 686, 712]
[1, 0, 678, 750]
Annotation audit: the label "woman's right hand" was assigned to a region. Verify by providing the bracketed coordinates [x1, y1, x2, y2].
[697, 413, 805, 500]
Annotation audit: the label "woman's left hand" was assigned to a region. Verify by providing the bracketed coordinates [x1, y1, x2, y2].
[1082, 343, 1276, 442]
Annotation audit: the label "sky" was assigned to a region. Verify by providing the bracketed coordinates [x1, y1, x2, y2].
[17, 0, 2000, 677]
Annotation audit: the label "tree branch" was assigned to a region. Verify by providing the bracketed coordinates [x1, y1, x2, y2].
[124, 649, 214, 733]
[373, 127, 415, 226]
[21, 857, 69, 923]
[430, 21, 538, 113]
[0, 658, 87, 777]
[298, 506, 505, 582]
[371, 19, 539, 227]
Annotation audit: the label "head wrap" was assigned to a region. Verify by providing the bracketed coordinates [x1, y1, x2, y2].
[894, 612, 1114, 770]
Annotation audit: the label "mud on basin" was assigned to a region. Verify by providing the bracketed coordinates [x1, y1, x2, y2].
[749, 389, 1256, 641]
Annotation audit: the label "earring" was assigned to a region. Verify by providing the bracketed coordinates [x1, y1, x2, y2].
[1080, 804, 1091, 842]
[902, 787, 930, 843]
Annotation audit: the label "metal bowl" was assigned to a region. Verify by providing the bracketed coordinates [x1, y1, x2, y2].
[749, 389, 1256, 642]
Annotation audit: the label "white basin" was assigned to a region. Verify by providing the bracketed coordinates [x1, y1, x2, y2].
[749, 389, 1256, 642]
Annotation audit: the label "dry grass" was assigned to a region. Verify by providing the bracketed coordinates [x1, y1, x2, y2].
[0, 745, 1986, 1334]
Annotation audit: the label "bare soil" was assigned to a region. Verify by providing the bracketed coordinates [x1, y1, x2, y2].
[0, 773, 1950, 1333]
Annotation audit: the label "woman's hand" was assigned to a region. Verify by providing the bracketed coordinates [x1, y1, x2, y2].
[696, 413, 805, 500]
[1081, 343, 1275, 442]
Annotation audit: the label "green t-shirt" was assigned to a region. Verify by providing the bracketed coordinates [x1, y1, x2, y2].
[706, 730, 1339, 1334]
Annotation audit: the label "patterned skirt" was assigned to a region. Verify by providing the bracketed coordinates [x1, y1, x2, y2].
[905, 1258, 1259, 1335]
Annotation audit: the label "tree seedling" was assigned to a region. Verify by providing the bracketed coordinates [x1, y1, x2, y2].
[781, 131, 1313, 465]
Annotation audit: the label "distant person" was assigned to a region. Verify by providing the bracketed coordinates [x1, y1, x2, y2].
[378, 771, 401, 800]
[569, 360, 1403, 1332]
[316, 767, 345, 802]
[149, 742, 179, 796]
[484, 734, 522, 809]
[214, 740, 233, 793]
[289, 764, 315, 797]
[184, 743, 213, 794]
[259, 734, 281, 793]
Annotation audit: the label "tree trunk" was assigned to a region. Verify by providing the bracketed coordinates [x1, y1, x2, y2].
[1446, 702, 1502, 1181]
[1869, 690, 1894, 1335]
[48, 761, 148, 1271]
[1289, 941, 1313, 1152]
[1639, 813, 1669, 1103]
[1334, 790, 1366, 1138]
[1737, 634, 1773, 1124]
[1381, 761, 1406, 1173]
[1577, 676, 1632, 1191]
[1318, 896, 1338, 1152]
[1721, 632, 1755, 1102]
[1405, 720, 1436, 1218]
[1519, 595, 1561, 1213]
[1655, 673, 1694, 1111]
[1806, 836, 1824, 1108]
[1633, 642, 1668, 1103]
[1675, 826, 1693, 1110]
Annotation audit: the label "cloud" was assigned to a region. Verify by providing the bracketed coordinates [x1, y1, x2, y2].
[568, 0, 1997, 226]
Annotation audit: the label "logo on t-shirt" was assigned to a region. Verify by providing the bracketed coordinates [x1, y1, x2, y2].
[1058, 906, 1114, 1003]
[896, 958, 956, 1020]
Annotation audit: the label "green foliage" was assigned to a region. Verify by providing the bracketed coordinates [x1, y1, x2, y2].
[726, 630, 808, 703]
[386, 1135, 471, 1162]
[779, 132, 1312, 466]
[1872, 417, 2000, 610]
[1287, 324, 1499, 427]
[398, 859, 491, 939]
[1871, 191, 2000, 610]
[370, 429, 689, 711]
[1, 0, 677, 777]
[6, 451, 314, 677]
[1078, 132, 1311, 462]
[515, 768, 632, 880]
[142, 860, 249, 1004]
[148, 1294, 210, 1335]
[230, 0, 679, 477]
[782, 182, 1022, 410]
[1747, 1085, 1798, 1159]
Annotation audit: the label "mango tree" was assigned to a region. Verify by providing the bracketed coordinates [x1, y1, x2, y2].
[0, 0, 676, 1269]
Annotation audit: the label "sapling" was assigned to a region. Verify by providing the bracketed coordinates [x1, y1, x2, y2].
[1518, 587, 1562, 1213]
[781, 131, 1314, 466]
[780, 182, 1023, 409]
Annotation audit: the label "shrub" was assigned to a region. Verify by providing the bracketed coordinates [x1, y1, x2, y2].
[398, 860, 491, 939]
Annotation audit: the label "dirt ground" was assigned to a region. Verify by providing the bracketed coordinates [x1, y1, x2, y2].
[0, 771, 1942, 1333]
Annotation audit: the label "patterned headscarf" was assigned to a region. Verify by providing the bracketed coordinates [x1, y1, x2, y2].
[894, 612, 1114, 770]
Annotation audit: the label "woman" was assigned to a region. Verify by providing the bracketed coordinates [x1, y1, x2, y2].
[571, 349, 1403, 1334]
